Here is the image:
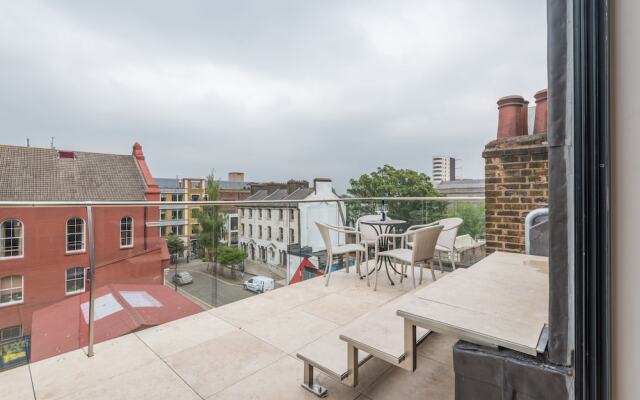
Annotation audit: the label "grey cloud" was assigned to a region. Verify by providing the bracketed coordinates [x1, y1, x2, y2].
[0, 0, 547, 192]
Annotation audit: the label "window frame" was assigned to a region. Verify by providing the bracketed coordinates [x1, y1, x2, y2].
[65, 267, 86, 295]
[0, 275, 24, 307]
[120, 216, 134, 249]
[0, 219, 24, 260]
[65, 217, 86, 254]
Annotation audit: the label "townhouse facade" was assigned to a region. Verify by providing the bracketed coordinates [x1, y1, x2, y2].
[0, 143, 168, 343]
[238, 178, 343, 278]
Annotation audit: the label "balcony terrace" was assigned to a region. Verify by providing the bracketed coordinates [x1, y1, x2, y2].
[4, 266, 456, 400]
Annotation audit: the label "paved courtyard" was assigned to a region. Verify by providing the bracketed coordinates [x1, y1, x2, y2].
[4, 264, 456, 400]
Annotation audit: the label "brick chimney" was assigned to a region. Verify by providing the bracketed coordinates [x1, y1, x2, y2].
[496, 95, 527, 138]
[521, 100, 530, 135]
[483, 92, 550, 254]
[228, 172, 244, 182]
[287, 180, 309, 194]
[533, 89, 548, 134]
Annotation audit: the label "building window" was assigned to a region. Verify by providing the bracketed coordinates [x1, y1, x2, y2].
[249, 225, 253, 238]
[249, 209, 253, 219]
[120, 217, 134, 248]
[160, 193, 167, 202]
[0, 275, 23, 305]
[191, 225, 199, 235]
[268, 226, 272, 240]
[191, 195, 200, 201]
[160, 210, 166, 221]
[241, 223, 245, 236]
[239, 208, 244, 218]
[0, 325, 22, 341]
[65, 267, 85, 295]
[66, 217, 85, 253]
[290, 209, 295, 221]
[267, 209, 272, 220]
[172, 210, 184, 220]
[258, 209, 262, 220]
[278, 227, 284, 242]
[0, 219, 23, 259]
[290, 228, 295, 243]
[259, 225, 263, 239]
[279, 210, 284, 221]
[191, 181, 200, 189]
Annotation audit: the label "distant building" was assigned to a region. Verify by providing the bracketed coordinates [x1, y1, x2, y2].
[432, 156, 456, 183]
[436, 179, 485, 198]
[155, 178, 189, 246]
[238, 178, 343, 278]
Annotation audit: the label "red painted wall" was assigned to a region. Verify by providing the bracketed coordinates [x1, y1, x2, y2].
[0, 205, 167, 336]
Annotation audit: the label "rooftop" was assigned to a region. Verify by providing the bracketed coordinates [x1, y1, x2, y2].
[4, 267, 455, 400]
[0, 144, 147, 201]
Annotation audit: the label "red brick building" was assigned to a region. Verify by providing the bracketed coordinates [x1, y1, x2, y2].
[0, 143, 170, 342]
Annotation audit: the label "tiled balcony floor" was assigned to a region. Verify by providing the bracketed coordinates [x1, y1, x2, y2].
[4, 264, 457, 400]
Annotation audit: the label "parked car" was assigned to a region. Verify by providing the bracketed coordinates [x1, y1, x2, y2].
[172, 271, 193, 286]
[243, 276, 275, 293]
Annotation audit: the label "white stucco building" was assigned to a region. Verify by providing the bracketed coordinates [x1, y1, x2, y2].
[238, 178, 343, 279]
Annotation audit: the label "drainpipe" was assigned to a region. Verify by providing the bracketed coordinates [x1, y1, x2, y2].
[525, 207, 549, 255]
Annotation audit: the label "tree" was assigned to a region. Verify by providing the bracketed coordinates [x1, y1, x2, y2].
[195, 174, 225, 262]
[447, 201, 485, 240]
[217, 245, 246, 267]
[165, 235, 185, 261]
[347, 165, 447, 225]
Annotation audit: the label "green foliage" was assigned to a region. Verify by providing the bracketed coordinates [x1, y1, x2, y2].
[165, 235, 185, 255]
[217, 245, 246, 266]
[196, 174, 226, 262]
[447, 202, 485, 240]
[346, 165, 447, 226]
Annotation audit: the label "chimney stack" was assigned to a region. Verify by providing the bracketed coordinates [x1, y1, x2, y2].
[313, 178, 333, 196]
[497, 95, 527, 139]
[228, 172, 244, 182]
[533, 89, 548, 134]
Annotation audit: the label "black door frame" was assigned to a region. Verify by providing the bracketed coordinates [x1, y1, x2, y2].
[573, 0, 611, 399]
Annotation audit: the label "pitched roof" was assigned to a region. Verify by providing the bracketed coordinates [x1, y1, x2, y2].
[242, 187, 314, 207]
[0, 145, 147, 201]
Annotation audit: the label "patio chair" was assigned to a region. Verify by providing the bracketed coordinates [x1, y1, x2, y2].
[356, 214, 382, 253]
[374, 224, 443, 290]
[433, 217, 463, 270]
[406, 218, 463, 271]
[315, 222, 369, 287]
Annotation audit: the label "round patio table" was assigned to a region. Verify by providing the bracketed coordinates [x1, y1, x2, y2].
[361, 218, 406, 285]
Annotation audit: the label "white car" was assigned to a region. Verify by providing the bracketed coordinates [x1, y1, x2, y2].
[244, 276, 275, 293]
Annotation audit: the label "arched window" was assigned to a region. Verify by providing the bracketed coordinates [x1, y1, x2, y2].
[0, 219, 23, 258]
[65, 267, 85, 295]
[66, 217, 85, 253]
[0, 275, 23, 305]
[120, 216, 134, 248]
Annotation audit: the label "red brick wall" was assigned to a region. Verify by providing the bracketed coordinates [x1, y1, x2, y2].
[483, 133, 549, 253]
[0, 206, 164, 335]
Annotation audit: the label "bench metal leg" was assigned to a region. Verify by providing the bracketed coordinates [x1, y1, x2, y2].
[400, 319, 417, 371]
[344, 343, 359, 387]
[301, 361, 328, 397]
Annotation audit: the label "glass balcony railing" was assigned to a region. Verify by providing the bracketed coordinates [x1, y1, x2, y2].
[0, 196, 484, 369]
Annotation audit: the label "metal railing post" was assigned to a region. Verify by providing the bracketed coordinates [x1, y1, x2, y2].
[86, 205, 96, 357]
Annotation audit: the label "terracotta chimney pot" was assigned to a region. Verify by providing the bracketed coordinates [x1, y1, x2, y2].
[533, 89, 548, 134]
[497, 95, 527, 139]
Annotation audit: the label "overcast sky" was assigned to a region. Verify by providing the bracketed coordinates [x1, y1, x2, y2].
[0, 1, 546, 193]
